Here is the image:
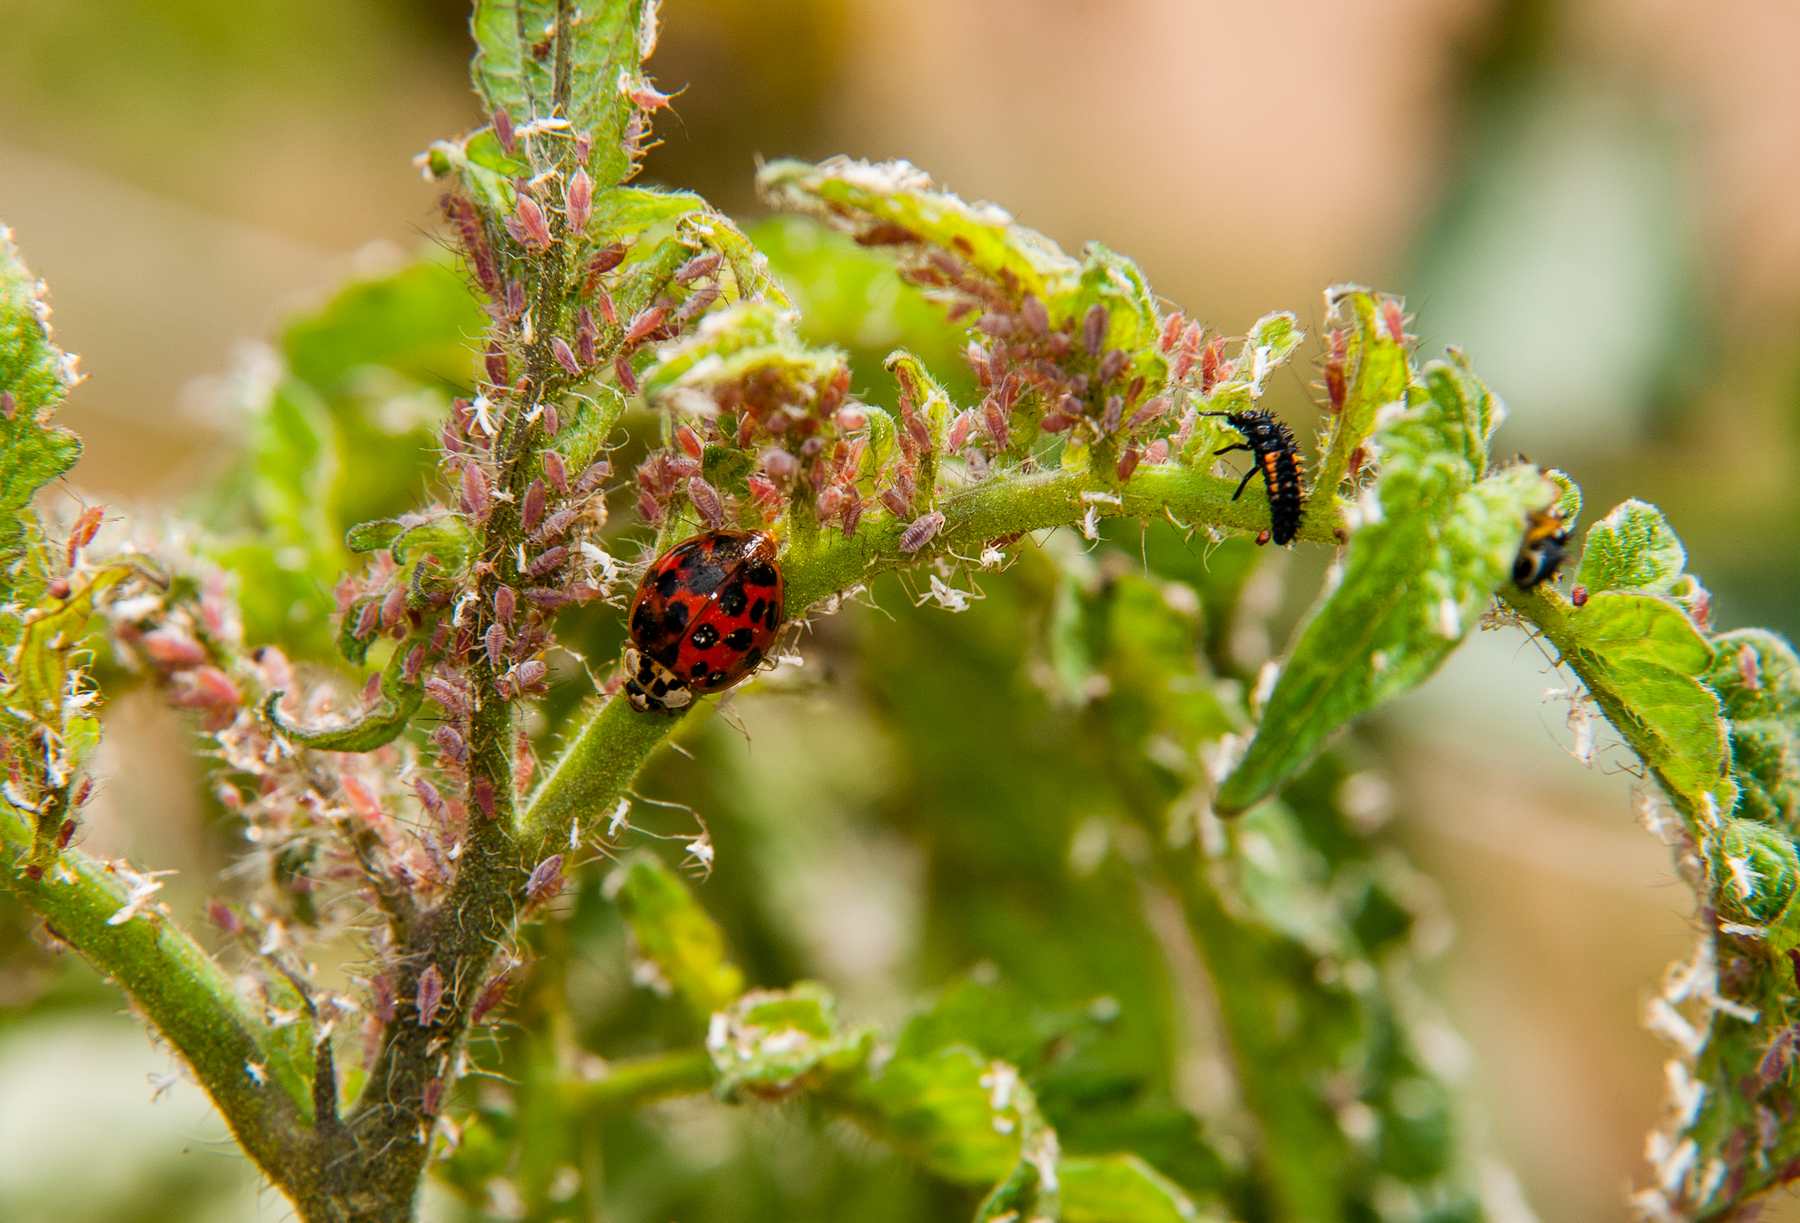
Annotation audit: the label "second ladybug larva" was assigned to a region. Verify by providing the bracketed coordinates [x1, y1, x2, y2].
[623, 530, 785, 713]
[1512, 507, 1570, 591]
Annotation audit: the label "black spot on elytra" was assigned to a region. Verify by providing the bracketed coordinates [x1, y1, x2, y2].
[707, 670, 728, 686]
[690, 623, 719, 649]
[655, 569, 681, 598]
[631, 606, 650, 635]
[662, 601, 689, 635]
[763, 601, 780, 629]
[749, 598, 767, 623]
[719, 582, 747, 617]
[690, 660, 708, 677]
[745, 560, 777, 587]
[724, 627, 753, 651]
[685, 562, 727, 595]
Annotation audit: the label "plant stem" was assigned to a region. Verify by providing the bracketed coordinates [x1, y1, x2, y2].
[560, 1046, 716, 1115]
[0, 802, 335, 1213]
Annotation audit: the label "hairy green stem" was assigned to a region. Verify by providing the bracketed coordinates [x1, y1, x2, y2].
[560, 1045, 716, 1115]
[1, 802, 336, 1214]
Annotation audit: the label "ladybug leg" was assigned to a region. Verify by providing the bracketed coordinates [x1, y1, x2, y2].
[1231, 465, 1259, 501]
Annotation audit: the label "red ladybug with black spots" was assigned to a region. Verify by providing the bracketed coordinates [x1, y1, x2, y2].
[623, 531, 785, 712]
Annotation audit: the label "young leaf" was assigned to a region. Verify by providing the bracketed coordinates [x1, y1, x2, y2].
[264, 641, 425, 754]
[0, 226, 82, 567]
[758, 157, 1082, 308]
[707, 983, 875, 1099]
[1312, 287, 1413, 496]
[1215, 357, 1552, 814]
[470, 0, 659, 187]
[1708, 629, 1799, 829]
[1516, 501, 1734, 824]
[611, 853, 745, 1019]
[1575, 497, 1687, 595]
[1059, 1155, 1209, 1223]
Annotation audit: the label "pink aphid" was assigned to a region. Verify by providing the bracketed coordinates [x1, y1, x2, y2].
[415, 964, 445, 1026]
[688, 476, 726, 529]
[566, 168, 593, 233]
[624, 304, 669, 348]
[543, 450, 569, 495]
[552, 336, 581, 377]
[526, 853, 565, 903]
[899, 510, 946, 554]
[66, 505, 104, 566]
[513, 193, 552, 251]
[1159, 311, 1186, 353]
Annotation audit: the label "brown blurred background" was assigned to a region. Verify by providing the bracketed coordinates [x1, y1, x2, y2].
[2, 0, 1797, 1218]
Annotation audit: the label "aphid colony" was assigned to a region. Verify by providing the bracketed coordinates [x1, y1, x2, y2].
[623, 530, 785, 712]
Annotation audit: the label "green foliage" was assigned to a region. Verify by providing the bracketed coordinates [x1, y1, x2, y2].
[471, 0, 655, 187]
[760, 157, 1081, 307]
[613, 853, 747, 1020]
[0, 229, 81, 567]
[7, 3, 1800, 1220]
[1313, 287, 1410, 496]
[1217, 354, 1552, 813]
[1521, 504, 1733, 825]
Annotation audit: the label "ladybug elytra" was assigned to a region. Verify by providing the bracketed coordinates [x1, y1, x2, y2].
[623, 530, 785, 712]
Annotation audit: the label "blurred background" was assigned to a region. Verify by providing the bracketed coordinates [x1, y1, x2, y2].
[2, 0, 1797, 1219]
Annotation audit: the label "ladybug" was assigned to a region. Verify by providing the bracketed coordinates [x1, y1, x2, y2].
[1512, 506, 1570, 590]
[623, 530, 785, 712]
[1202, 409, 1305, 545]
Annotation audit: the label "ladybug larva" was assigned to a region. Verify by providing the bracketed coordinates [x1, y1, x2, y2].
[1512, 507, 1570, 590]
[1202, 408, 1305, 545]
[623, 530, 785, 713]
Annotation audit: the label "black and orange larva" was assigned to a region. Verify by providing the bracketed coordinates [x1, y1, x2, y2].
[1512, 507, 1570, 590]
[1203, 409, 1305, 545]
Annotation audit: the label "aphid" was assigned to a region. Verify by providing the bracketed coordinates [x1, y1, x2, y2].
[623, 531, 785, 713]
[566, 168, 593, 233]
[1512, 506, 1570, 590]
[1202, 409, 1305, 545]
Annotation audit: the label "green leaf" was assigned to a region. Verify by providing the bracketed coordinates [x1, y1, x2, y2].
[1575, 498, 1687, 595]
[251, 379, 339, 560]
[750, 215, 965, 384]
[1072, 244, 1167, 388]
[1522, 583, 1732, 823]
[1314, 287, 1412, 495]
[707, 982, 875, 1099]
[611, 853, 745, 1019]
[264, 642, 423, 753]
[9, 565, 131, 724]
[839, 1044, 1029, 1184]
[1709, 629, 1800, 830]
[346, 519, 406, 554]
[424, 130, 527, 216]
[1706, 818, 1800, 946]
[758, 157, 1082, 308]
[640, 301, 793, 397]
[280, 256, 484, 396]
[1216, 359, 1553, 814]
[0, 226, 82, 567]
[1060, 1155, 1207, 1223]
[885, 349, 956, 496]
[470, 0, 657, 188]
[548, 383, 625, 475]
